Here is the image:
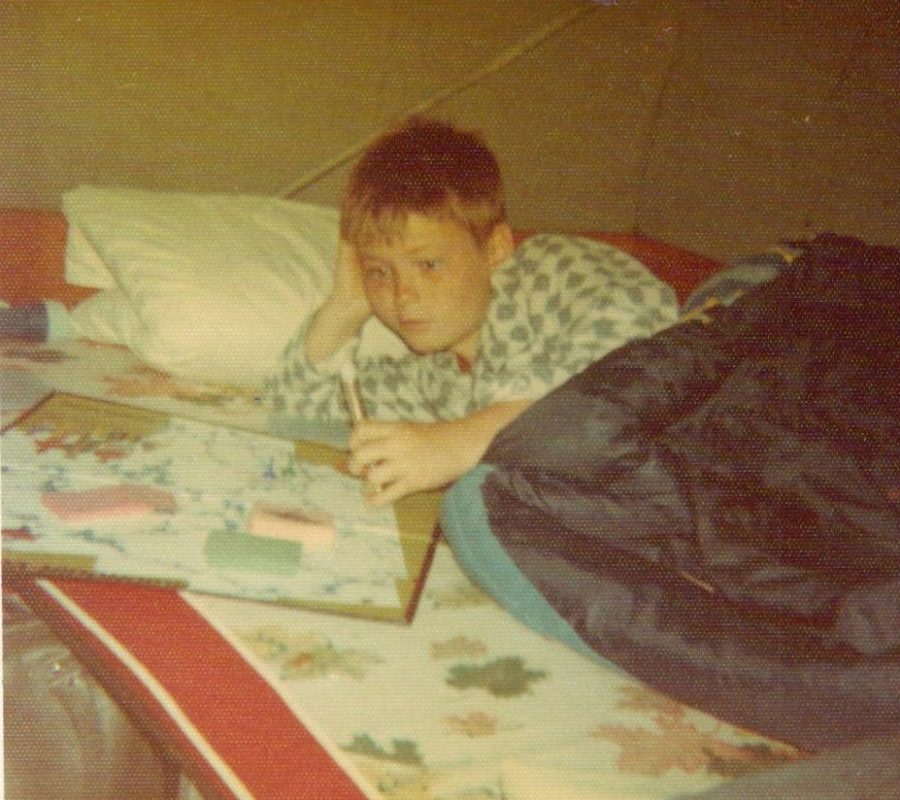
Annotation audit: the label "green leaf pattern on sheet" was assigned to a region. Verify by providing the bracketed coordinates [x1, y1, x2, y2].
[343, 734, 423, 766]
[445, 657, 548, 698]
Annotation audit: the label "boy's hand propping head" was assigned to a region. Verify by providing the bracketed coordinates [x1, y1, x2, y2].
[332, 240, 372, 325]
[304, 241, 372, 365]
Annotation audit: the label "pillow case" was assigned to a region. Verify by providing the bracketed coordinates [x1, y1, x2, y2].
[65, 186, 338, 388]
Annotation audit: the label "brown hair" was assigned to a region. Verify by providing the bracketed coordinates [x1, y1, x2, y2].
[340, 117, 507, 247]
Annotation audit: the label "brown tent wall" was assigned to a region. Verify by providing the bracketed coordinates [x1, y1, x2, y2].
[2, 0, 897, 261]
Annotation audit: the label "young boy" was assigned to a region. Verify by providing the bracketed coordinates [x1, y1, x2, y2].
[264, 117, 679, 505]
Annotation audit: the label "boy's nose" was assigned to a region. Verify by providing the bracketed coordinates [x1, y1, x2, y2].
[393, 269, 421, 303]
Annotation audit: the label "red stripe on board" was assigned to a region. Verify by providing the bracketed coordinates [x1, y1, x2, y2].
[37, 579, 368, 800]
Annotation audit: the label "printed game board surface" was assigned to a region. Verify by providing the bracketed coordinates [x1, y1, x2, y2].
[2, 393, 440, 620]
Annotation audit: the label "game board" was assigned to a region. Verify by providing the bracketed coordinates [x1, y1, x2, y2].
[2, 393, 441, 621]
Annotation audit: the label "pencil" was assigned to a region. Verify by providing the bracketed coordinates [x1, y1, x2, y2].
[340, 363, 382, 495]
[340, 363, 366, 425]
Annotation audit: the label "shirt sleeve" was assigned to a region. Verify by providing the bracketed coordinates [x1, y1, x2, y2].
[262, 315, 437, 423]
[262, 316, 354, 420]
[474, 234, 679, 406]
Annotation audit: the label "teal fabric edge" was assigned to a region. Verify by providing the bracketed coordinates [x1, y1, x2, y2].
[441, 464, 604, 664]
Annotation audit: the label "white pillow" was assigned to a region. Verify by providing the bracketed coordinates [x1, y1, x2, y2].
[64, 186, 338, 388]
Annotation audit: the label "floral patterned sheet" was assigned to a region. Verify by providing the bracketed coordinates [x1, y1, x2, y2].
[190, 546, 801, 800]
[0, 339, 803, 799]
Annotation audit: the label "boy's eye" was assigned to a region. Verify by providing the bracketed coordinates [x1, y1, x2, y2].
[418, 259, 442, 272]
[362, 262, 390, 280]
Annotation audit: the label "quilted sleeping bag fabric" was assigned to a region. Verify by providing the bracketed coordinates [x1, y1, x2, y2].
[442, 234, 900, 752]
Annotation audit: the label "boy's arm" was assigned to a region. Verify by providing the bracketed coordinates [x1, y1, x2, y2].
[347, 399, 532, 506]
[305, 241, 371, 364]
[263, 241, 370, 419]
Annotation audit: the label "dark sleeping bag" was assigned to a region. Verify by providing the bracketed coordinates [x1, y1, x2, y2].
[441, 234, 900, 752]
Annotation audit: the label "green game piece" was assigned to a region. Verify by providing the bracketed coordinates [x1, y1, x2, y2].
[205, 530, 301, 576]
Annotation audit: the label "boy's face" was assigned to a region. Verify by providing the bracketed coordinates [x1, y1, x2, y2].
[356, 214, 512, 363]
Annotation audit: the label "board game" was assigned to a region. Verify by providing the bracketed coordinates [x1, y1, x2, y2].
[2, 393, 442, 622]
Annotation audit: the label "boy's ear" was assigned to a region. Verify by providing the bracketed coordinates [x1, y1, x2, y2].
[484, 223, 515, 269]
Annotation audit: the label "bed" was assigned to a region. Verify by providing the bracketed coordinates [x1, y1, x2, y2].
[3, 195, 896, 800]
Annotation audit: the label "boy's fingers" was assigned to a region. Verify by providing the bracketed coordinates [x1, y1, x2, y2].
[364, 477, 407, 508]
[357, 457, 416, 506]
[347, 439, 390, 476]
[347, 420, 396, 449]
[364, 460, 402, 493]
[363, 483, 391, 507]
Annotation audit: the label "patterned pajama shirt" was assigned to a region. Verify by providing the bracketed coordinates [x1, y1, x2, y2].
[263, 235, 679, 422]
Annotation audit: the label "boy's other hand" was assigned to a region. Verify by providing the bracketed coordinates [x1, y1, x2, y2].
[347, 419, 474, 507]
[346, 401, 532, 506]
